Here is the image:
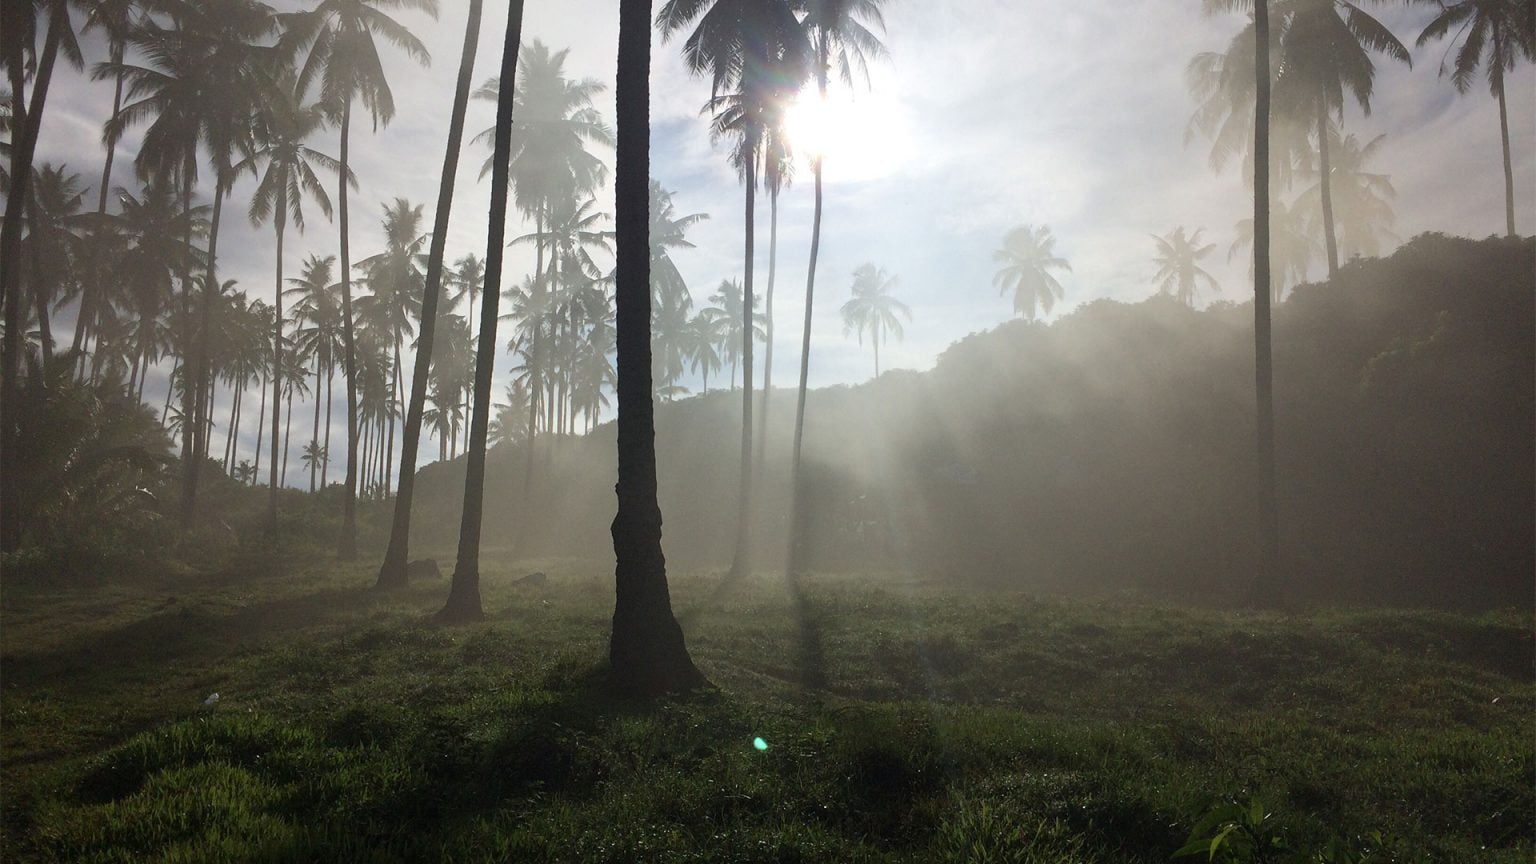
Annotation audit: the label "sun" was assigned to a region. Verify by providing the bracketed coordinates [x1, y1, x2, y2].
[782, 82, 911, 181]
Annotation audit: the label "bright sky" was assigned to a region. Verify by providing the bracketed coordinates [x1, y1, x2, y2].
[33, 0, 1536, 474]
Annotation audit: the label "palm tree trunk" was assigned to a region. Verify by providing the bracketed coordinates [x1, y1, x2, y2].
[73, 57, 125, 370]
[385, 333, 400, 497]
[874, 334, 879, 378]
[338, 99, 360, 559]
[756, 186, 778, 470]
[442, 1, 524, 622]
[323, 353, 333, 488]
[224, 381, 240, 473]
[1, 5, 65, 553]
[282, 385, 294, 489]
[1252, 0, 1280, 602]
[1496, 78, 1515, 237]
[162, 352, 179, 425]
[269, 211, 285, 534]
[520, 214, 544, 546]
[728, 127, 758, 579]
[253, 370, 266, 483]
[310, 353, 322, 493]
[1316, 94, 1338, 278]
[381, 0, 485, 591]
[175, 160, 197, 520]
[788, 154, 826, 576]
[608, 0, 704, 695]
[184, 176, 226, 527]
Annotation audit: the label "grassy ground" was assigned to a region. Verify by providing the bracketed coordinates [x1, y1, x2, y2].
[2, 549, 1531, 862]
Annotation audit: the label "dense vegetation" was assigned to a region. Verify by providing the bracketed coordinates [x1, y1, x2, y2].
[408, 234, 1534, 608]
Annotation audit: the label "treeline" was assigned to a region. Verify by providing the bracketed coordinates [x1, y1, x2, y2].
[410, 234, 1534, 607]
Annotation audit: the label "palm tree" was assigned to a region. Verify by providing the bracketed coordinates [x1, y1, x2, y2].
[72, 0, 140, 367]
[1231, 195, 1316, 301]
[447, 254, 485, 346]
[685, 311, 725, 393]
[1294, 129, 1395, 260]
[356, 197, 426, 495]
[839, 264, 908, 378]
[1414, 0, 1535, 237]
[660, 0, 810, 579]
[20, 164, 90, 370]
[993, 224, 1070, 321]
[787, 0, 887, 576]
[1151, 226, 1221, 306]
[3, 3, 84, 539]
[241, 76, 343, 534]
[287, 255, 344, 486]
[611, 0, 705, 695]
[439, 0, 524, 624]
[702, 279, 765, 389]
[379, 0, 487, 592]
[110, 182, 208, 394]
[280, 0, 439, 558]
[1272, 0, 1409, 277]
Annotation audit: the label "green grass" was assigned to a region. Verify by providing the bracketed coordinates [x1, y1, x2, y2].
[2, 550, 1531, 862]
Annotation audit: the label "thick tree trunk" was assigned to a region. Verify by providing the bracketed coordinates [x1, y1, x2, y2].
[1496, 80, 1515, 238]
[1, 9, 64, 553]
[1316, 94, 1338, 278]
[441, 0, 525, 623]
[380, 0, 484, 591]
[268, 212, 285, 534]
[1252, 0, 1280, 602]
[338, 101, 360, 559]
[608, 0, 705, 696]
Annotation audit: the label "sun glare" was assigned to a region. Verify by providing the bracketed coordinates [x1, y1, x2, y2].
[783, 83, 911, 181]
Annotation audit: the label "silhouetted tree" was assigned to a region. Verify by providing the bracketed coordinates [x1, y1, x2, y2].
[440, 0, 524, 623]
[993, 224, 1070, 321]
[610, 0, 706, 696]
[839, 263, 908, 377]
[1151, 226, 1221, 306]
[378, 0, 486, 591]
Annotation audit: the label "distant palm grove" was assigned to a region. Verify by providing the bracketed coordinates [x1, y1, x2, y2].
[2, 1, 1532, 679]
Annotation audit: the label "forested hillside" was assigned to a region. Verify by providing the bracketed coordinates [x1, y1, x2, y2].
[409, 234, 1534, 607]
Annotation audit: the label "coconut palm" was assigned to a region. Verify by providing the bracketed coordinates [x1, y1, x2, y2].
[378, 0, 487, 591]
[611, 0, 705, 695]
[839, 264, 908, 378]
[446, 254, 485, 344]
[787, 0, 887, 576]
[702, 279, 765, 389]
[1295, 128, 1395, 260]
[660, 0, 811, 578]
[287, 255, 344, 485]
[355, 197, 426, 494]
[280, 0, 439, 558]
[1151, 226, 1221, 307]
[240, 75, 343, 534]
[439, 0, 525, 623]
[20, 164, 90, 370]
[993, 224, 1070, 321]
[685, 311, 725, 393]
[110, 182, 208, 393]
[1414, 0, 1535, 237]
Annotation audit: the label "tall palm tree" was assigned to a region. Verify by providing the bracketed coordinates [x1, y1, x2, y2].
[447, 253, 484, 346]
[611, 0, 705, 695]
[111, 182, 208, 392]
[839, 263, 908, 378]
[241, 76, 343, 535]
[1294, 128, 1395, 260]
[787, 0, 886, 576]
[355, 197, 426, 494]
[993, 224, 1070, 321]
[378, 0, 486, 592]
[439, 0, 524, 624]
[21, 164, 90, 370]
[702, 279, 764, 389]
[280, 0, 439, 558]
[660, 0, 810, 578]
[1151, 226, 1221, 306]
[685, 310, 724, 393]
[3, 3, 84, 542]
[287, 254, 344, 485]
[1414, 0, 1535, 237]
[1272, 0, 1409, 277]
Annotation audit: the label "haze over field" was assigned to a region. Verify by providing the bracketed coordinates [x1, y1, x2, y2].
[28, 0, 1536, 489]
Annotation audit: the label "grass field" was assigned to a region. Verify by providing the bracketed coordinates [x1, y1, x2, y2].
[2, 549, 1531, 862]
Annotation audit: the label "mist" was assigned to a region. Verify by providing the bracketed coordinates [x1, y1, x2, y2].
[3, 0, 1534, 860]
